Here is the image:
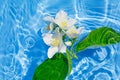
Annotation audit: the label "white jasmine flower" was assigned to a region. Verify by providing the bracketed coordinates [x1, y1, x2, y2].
[42, 29, 66, 58]
[44, 10, 76, 30]
[66, 27, 83, 38]
[55, 10, 76, 30]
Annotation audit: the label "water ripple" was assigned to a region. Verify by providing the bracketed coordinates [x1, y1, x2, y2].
[0, 0, 120, 80]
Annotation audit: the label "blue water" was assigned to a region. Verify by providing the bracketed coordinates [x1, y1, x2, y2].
[0, 0, 120, 80]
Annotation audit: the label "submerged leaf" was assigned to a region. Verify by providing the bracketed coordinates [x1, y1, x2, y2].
[76, 27, 120, 52]
[33, 53, 68, 80]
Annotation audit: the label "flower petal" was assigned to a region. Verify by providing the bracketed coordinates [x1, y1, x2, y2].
[49, 23, 54, 31]
[66, 27, 77, 38]
[42, 33, 53, 45]
[52, 28, 61, 39]
[59, 43, 66, 53]
[67, 18, 76, 27]
[77, 27, 83, 34]
[55, 10, 68, 27]
[44, 16, 54, 22]
[48, 46, 58, 58]
[55, 10, 67, 20]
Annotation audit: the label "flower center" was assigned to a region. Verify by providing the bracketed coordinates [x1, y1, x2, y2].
[61, 21, 67, 27]
[50, 38, 60, 46]
[69, 28, 77, 35]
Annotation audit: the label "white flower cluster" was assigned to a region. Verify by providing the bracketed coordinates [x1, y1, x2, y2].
[42, 10, 83, 58]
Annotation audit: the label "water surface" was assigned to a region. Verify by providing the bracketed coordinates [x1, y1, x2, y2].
[0, 0, 120, 80]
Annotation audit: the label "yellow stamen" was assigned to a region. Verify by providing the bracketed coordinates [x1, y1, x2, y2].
[50, 38, 60, 46]
[61, 21, 67, 27]
[69, 29, 77, 35]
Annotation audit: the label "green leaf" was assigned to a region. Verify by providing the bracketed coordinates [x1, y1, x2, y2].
[76, 27, 120, 52]
[32, 53, 68, 80]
